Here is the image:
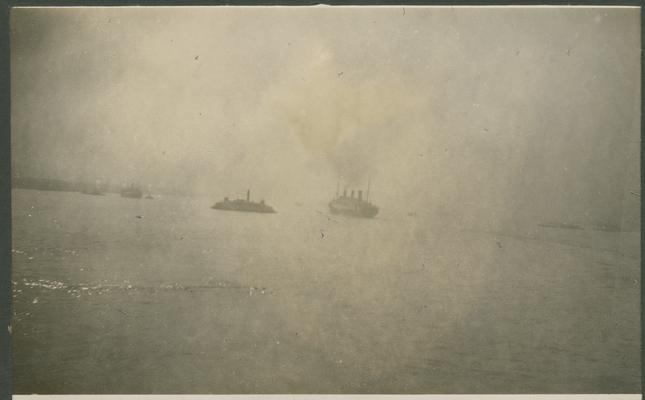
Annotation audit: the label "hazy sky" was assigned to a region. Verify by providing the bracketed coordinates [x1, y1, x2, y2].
[10, 6, 640, 229]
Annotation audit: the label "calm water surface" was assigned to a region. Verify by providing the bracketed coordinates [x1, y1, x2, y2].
[11, 189, 641, 393]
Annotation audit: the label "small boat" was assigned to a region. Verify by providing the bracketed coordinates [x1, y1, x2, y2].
[80, 187, 104, 196]
[121, 184, 143, 199]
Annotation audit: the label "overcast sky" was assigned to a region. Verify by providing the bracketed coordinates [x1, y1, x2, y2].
[10, 6, 640, 229]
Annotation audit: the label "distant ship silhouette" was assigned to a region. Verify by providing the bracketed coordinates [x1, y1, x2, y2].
[80, 185, 104, 196]
[121, 184, 143, 199]
[329, 180, 379, 218]
[212, 190, 276, 214]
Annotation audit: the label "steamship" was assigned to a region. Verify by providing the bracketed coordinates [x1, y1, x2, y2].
[211, 190, 276, 214]
[329, 182, 379, 218]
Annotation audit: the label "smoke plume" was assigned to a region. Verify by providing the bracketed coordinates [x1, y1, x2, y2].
[262, 41, 430, 187]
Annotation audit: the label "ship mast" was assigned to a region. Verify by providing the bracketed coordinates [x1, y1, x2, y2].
[366, 176, 371, 203]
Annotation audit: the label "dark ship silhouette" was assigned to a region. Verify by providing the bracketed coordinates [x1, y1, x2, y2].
[329, 181, 379, 218]
[212, 190, 276, 214]
[121, 184, 143, 199]
[144, 185, 154, 199]
[80, 185, 104, 196]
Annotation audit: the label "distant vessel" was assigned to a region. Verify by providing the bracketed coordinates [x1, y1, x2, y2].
[329, 180, 379, 218]
[80, 185, 104, 196]
[212, 190, 276, 214]
[144, 185, 154, 199]
[121, 184, 143, 199]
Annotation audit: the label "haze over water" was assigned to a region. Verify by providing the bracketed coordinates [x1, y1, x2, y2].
[11, 7, 640, 230]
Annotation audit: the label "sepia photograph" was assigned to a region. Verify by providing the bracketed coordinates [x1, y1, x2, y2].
[9, 5, 641, 394]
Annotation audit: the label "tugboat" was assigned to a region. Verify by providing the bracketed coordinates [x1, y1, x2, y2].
[212, 190, 276, 213]
[121, 183, 143, 199]
[329, 180, 379, 218]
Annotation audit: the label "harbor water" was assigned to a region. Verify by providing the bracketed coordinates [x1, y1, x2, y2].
[10, 188, 641, 393]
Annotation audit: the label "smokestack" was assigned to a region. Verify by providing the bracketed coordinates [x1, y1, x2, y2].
[358, 190, 363, 202]
[343, 189, 347, 197]
[246, 189, 250, 202]
[351, 190, 355, 199]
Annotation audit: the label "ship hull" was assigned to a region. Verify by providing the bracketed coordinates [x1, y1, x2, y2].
[211, 202, 276, 214]
[121, 192, 142, 199]
[81, 190, 104, 196]
[329, 200, 378, 218]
